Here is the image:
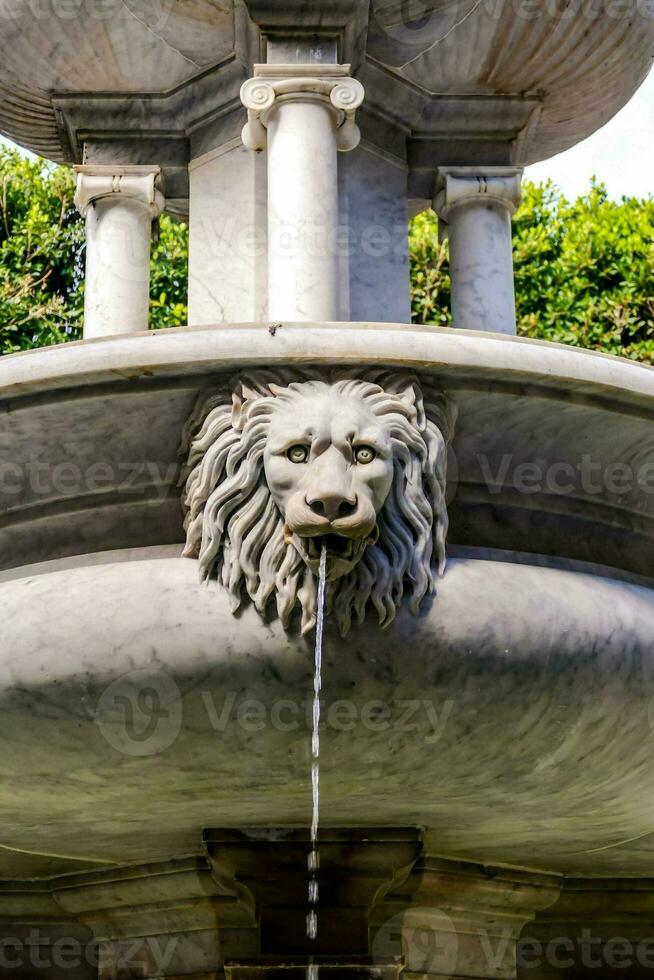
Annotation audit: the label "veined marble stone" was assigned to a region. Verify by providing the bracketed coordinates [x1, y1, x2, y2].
[1, 552, 654, 875]
[0, 1, 651, 176]
[0, 325, 653, 881]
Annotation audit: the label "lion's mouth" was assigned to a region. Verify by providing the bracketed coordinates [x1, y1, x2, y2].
[285, 525, 376, 578]
[305, 533, 356, 561]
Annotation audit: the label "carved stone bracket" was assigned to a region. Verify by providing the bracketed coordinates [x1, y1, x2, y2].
[433, 166, 523, 239]
[0, 856, 255, 979]
[240, 65, 365, 153]
[374, 856, 562, 980]
[74, 164, 165, 217]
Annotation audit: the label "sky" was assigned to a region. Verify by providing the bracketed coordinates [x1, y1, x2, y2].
[525, 69, 654, 200]
[2, 69, 653, 201]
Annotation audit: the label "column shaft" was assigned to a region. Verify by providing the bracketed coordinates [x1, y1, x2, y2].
[267, 96, 339, 322]
[240, 66, 364, 324]
[83, 197, 151, 339]
[448, 200, 515, 333]
[75, 166, 164, 340]
[434, 167, 522, 335]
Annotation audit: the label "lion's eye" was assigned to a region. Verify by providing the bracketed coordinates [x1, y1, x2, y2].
[287, 445, 309, 464]
[354, 446, 376, 464]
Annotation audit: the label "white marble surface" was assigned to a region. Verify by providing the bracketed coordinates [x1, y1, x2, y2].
[0, 554, 654, 877]
[0, 323, 651, 399]
[0, 1, 652, 173]
[338, 145, 411, 323]
[266, 96, 341, 321]
[188, 143, 268, 325]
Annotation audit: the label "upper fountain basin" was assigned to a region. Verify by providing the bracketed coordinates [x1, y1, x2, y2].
[0, 0, 652, 191]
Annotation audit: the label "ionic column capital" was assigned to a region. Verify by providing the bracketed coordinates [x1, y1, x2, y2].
[240, 64, 364, 153]
[74, 165, 164, 217]
[433, 166, 523, 230]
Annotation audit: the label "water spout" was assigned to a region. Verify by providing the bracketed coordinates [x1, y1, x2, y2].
[307, 544, 327, 961]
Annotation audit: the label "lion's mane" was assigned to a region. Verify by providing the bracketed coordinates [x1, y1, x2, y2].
[180, 369, 455, 635]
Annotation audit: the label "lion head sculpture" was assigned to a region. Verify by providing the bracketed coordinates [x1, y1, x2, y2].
[179, 369, 455, 635]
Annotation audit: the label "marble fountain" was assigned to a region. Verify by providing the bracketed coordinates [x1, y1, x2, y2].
[1, 2, 654, 978]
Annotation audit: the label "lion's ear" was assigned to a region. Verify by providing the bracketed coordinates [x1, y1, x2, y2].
[396, 380, 425, 430]
[231, 382, 262, 430]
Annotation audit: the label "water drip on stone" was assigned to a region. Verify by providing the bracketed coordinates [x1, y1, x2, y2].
[306, 544, 327, 968]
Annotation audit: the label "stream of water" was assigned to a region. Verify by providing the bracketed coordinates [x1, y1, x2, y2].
[307, 544, 327, 971]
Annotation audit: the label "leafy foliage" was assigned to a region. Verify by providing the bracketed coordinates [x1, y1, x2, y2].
[149, 211, 189, 329]
[410, 180, 654, 363]
[513, 182, 654, 361]
[0, 148, 83, 352]
[0, 146, 188, 354]
[1, 143, 653, 364]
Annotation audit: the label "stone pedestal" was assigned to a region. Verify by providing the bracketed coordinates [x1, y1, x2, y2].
[434, 167, 522, 335]
[373, 858, 561, 980]
[205, 828, 421, 958]
[520, 879, 654, 979]
[52, 858, 256, 980]
[74, 166, 164, 340]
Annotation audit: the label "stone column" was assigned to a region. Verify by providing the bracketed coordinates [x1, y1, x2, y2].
[240, 65, 364, 322]
[434, 166, 523, 335]
[74, 165, 164, 340]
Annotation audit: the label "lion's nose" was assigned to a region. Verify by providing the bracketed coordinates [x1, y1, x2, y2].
[306, 491, 357, 523]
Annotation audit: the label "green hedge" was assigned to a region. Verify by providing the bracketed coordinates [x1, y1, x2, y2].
[2, 145, 654, 363]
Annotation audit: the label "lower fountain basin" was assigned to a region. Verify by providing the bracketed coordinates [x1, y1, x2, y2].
[0, 550, 653, 878]
[1, 323, 654, 886]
